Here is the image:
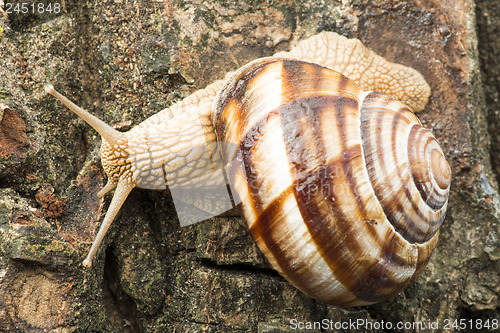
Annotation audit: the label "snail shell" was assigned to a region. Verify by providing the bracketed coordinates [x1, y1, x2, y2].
[213, 58, 450, 306]
[44, 32, 450, 306]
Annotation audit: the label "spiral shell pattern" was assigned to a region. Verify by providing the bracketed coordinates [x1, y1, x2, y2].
[212, 58, 450, 306]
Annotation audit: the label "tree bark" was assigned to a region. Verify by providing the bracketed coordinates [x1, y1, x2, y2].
[0, 0, 498, 331]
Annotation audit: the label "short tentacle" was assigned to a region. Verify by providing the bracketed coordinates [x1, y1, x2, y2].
[97, 179, 118, 198]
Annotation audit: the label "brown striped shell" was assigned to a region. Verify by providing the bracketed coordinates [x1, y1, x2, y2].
[212, 58, 451, 306]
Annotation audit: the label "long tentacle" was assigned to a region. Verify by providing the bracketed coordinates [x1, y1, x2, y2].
[83, 179, 134, 267]
[45, 85, 124, 145]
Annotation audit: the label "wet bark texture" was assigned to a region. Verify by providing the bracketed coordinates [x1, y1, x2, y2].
[0, 0, 499, 332]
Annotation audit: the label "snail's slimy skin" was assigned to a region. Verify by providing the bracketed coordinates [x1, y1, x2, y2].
[45, 32, 449, 306]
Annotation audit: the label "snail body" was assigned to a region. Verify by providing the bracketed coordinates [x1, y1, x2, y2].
[45, 32, 450, 306]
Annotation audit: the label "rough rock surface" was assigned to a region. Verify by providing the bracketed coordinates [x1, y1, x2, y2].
[0, 0, 498, 332]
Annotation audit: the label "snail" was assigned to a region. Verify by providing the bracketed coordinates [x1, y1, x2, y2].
[45, 32, 451, 306]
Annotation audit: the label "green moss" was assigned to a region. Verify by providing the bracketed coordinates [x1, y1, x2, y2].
[0, 210, 79, 265]
[0, 202, 11, 226]
[0, 90, 11, 99]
